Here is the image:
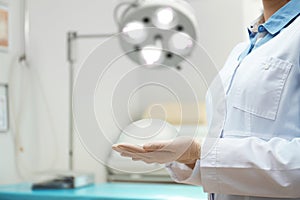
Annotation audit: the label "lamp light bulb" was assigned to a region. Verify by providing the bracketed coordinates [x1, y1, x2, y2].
[140, 46, 163, 65]
[122, 21, 147, 44]
[157, 7, 174, 25]
[153, 7, 177, 29]
[169, 32, 194, 56]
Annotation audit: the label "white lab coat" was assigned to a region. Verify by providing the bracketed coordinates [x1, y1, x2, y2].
[166, 15, 300, 200]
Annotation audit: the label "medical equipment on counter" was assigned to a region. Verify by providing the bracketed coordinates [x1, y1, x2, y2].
[32, 172, 94, 190]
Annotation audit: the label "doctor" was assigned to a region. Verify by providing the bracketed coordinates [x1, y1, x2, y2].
[112, 0, 300, 199]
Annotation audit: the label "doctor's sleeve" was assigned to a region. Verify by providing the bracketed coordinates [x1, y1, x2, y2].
[165, 160, 202, 185]
[200, 137, 300, 198]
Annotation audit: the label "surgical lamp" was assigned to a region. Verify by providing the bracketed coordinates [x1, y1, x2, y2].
[115, 0, 199, 67]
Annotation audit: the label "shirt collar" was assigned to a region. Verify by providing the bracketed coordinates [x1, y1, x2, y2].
[264, 0, 300, 35]
[248, 0, 300, 36]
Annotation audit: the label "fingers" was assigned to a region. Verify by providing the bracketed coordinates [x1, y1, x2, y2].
[143, 141, 170, 152]
[120, 152, 153, 163]
[131, 156, 153, 164]
[112, 143, 147, 153]
[113, 141, 171, 153]
[112, 142, 174, 164]
[112, 146, 125, 154]
[120, 152, 137, 158]
[112, 144, 122, 152]
[120, 151, 150, 159]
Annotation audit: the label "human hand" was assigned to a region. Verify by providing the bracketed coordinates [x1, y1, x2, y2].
[112, 136, 201, 164]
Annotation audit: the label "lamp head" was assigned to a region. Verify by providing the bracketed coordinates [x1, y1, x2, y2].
[117, 0, 199, 68]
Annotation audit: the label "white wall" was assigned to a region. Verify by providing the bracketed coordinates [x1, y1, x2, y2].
[242, 0, 263, 38]
[26, 0, 122, 183]
[0, 0, 82, 185]
[0, 0, 263, 184]
[0, 0, 46, 185]
[0, 0, 30, 184]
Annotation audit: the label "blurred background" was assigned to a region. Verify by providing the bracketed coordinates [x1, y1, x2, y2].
[0, 0, 262, 185]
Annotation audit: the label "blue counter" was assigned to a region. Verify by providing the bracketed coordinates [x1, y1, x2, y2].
[0, 182, 207, 200]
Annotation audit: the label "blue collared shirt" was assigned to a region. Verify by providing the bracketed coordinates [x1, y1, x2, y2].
[239, 0, 300, 61]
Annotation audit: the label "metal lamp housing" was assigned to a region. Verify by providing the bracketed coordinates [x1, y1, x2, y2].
[118, 0, 199, 67]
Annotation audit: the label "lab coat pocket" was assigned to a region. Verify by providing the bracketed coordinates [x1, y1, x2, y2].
[233, 57, 292, 120]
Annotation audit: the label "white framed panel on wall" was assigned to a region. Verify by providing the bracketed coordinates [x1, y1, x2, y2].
[0, 84, 9, 133]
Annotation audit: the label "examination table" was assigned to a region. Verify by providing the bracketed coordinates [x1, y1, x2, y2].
[0, 182, 207, 200]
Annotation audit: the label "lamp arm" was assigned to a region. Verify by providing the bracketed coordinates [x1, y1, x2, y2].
[66, 31, 115, 171]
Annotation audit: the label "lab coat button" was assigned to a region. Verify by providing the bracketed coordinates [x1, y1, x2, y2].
[258, 25, 265, 32]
